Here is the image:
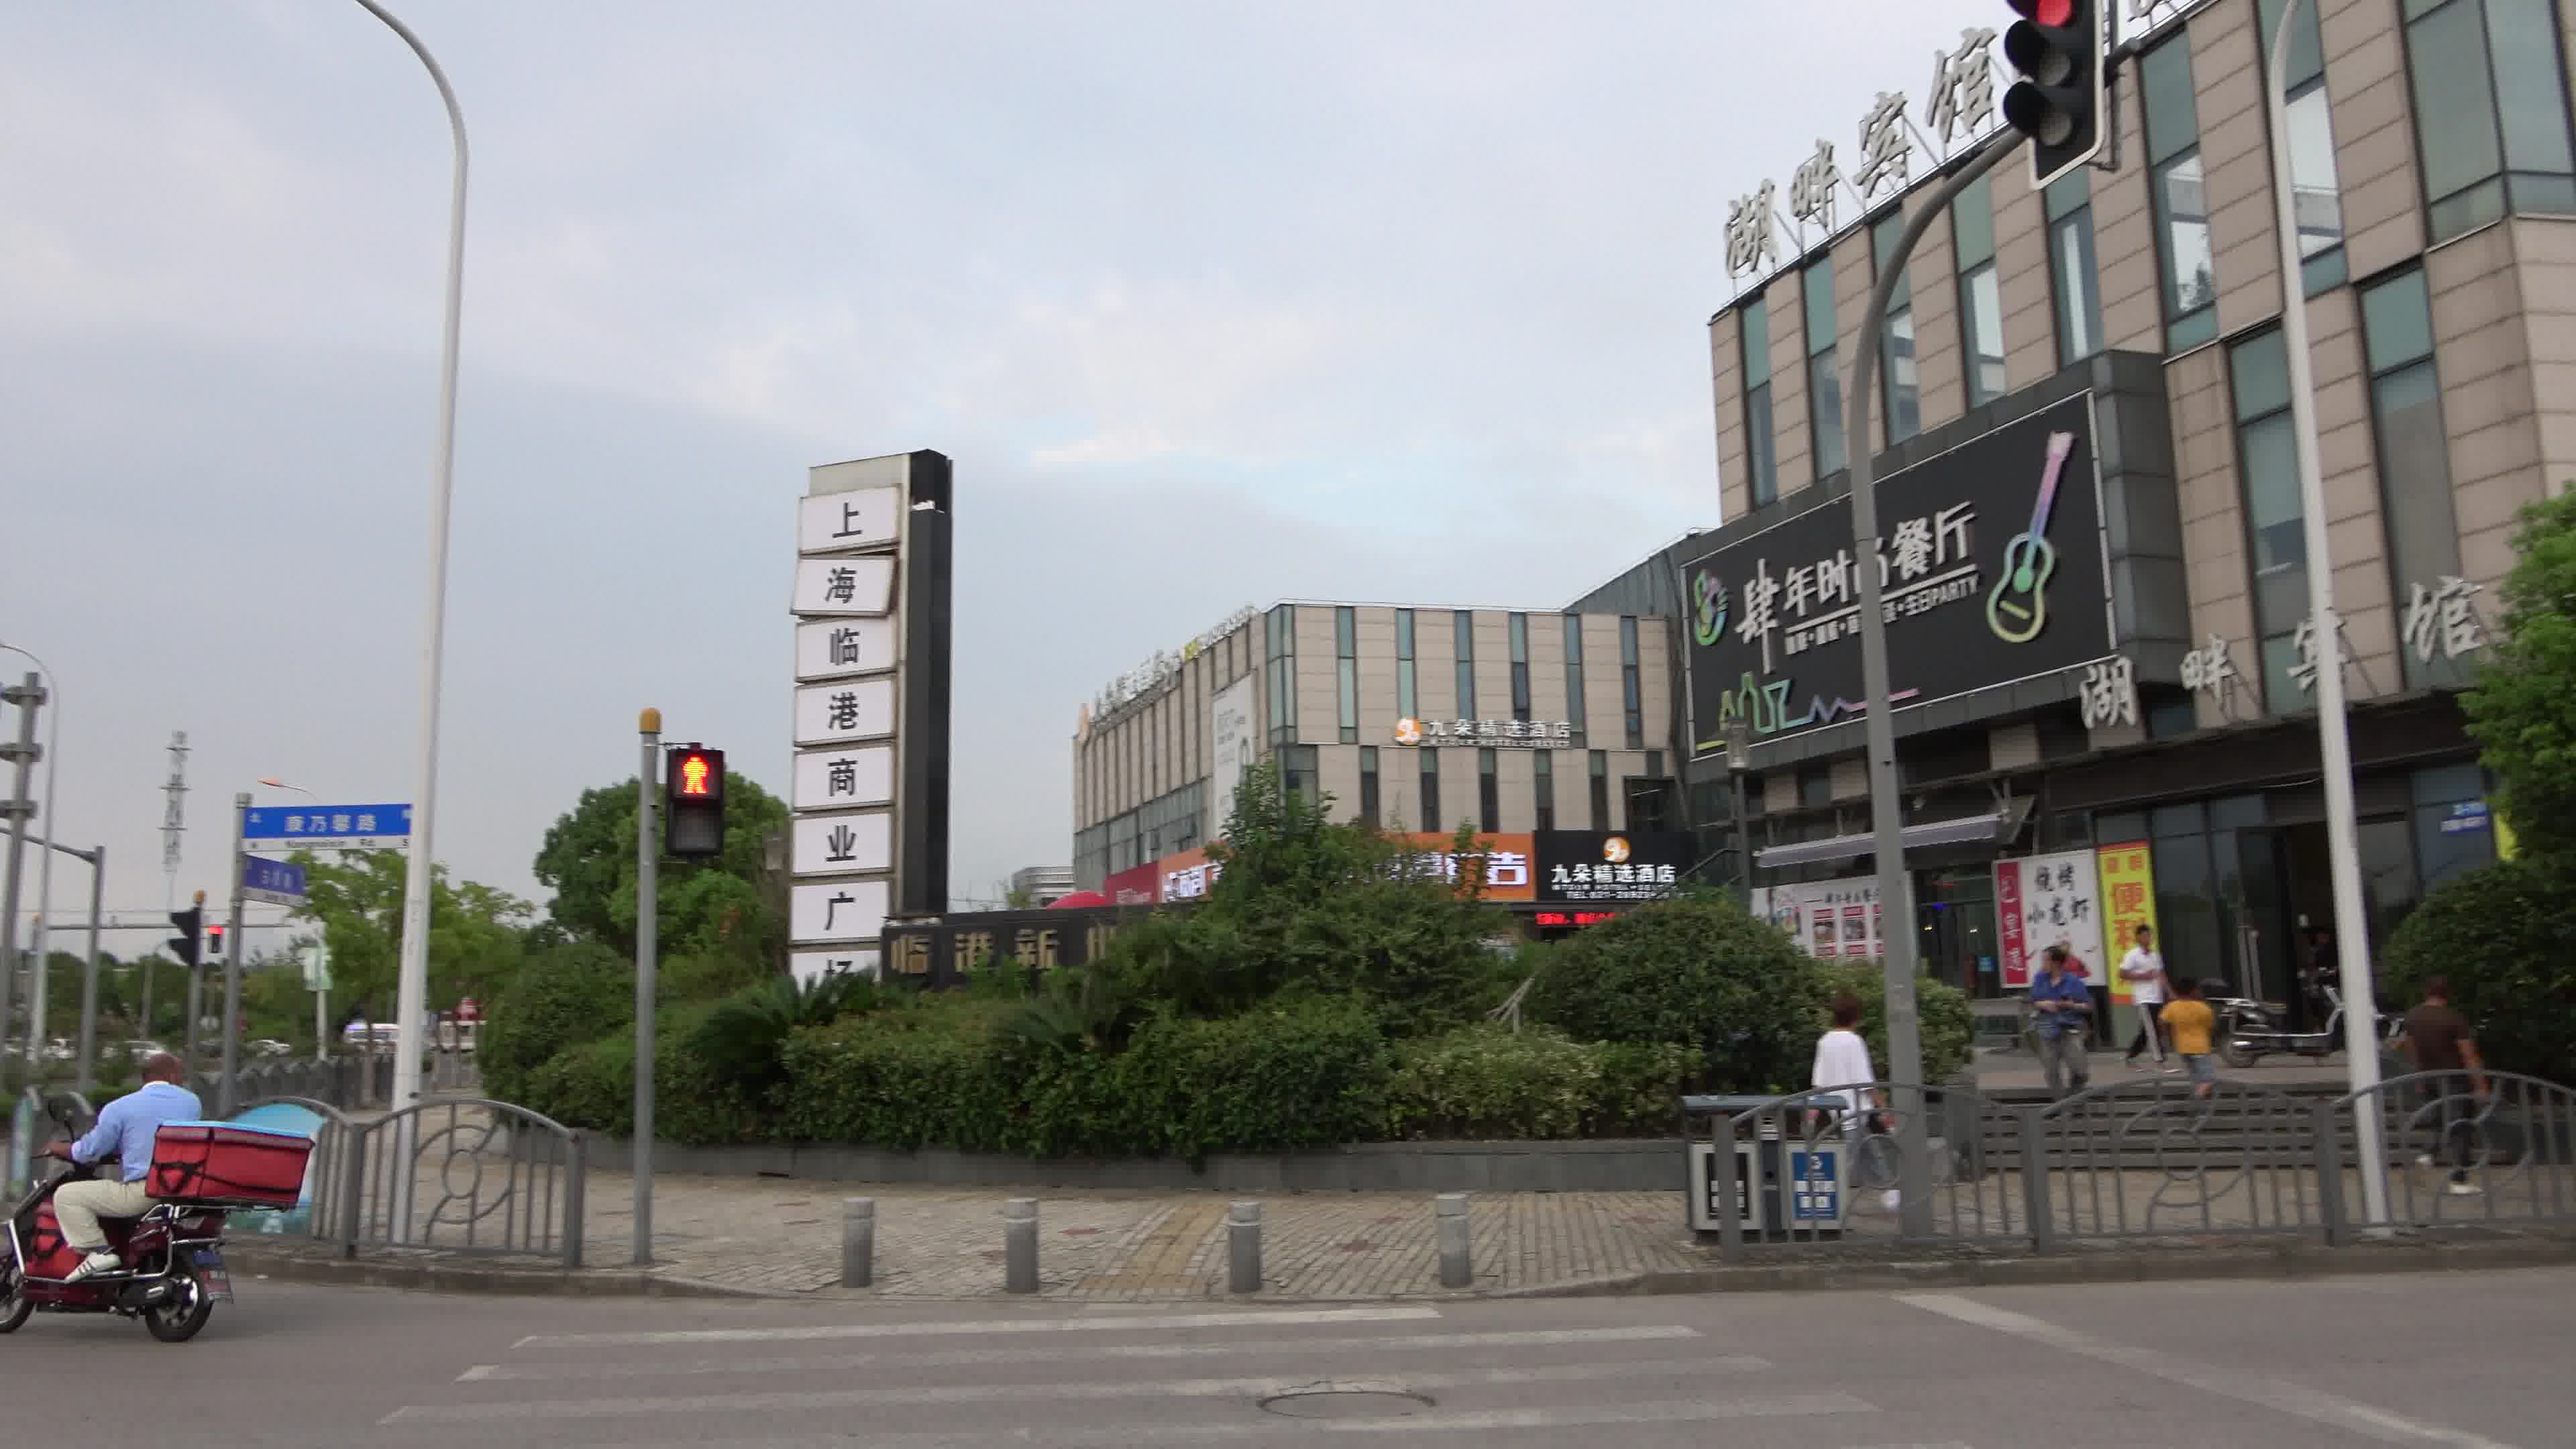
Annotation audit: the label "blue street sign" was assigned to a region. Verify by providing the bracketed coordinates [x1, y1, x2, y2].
[242, 855, 309, 907]
[241, 803, 411, 845]
[2439, 800, 2493, 835]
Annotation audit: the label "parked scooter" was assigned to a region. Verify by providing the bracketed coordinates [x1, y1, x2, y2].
[2212, 985, 2402, 1068]
[1, 1099, 299, 1342]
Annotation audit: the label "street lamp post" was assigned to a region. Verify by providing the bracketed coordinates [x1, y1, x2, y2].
[0, 645, 61, 1067]
[347, 2, 468, 1163]
[2266, 0, 2388, 1226]
[1725, 717, 1754, 898]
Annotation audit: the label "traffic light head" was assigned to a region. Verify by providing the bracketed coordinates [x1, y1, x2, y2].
[2003, 0, 2104, 188]
[205, 924, 227, 966]
[167, 906, 203, 969]
[665, 745, 727, 859]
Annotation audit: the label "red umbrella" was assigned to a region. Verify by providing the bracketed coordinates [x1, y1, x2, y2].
[1046, 890, 1112, 910]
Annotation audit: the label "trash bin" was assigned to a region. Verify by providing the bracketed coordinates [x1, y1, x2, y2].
[1681, 1094, 1851, 1242]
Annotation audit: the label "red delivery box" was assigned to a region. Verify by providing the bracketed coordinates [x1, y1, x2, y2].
[150, 1121, 313, 1210]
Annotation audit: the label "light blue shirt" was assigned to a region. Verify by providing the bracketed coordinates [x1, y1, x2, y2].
[71, 1081, 205, 1184]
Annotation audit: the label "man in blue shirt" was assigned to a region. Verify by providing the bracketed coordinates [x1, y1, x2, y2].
[2027, 945, 2095, 1097]
[44, 1052, 203, 1281]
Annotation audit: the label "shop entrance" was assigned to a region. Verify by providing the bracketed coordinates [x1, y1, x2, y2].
[2229, 816, 2419, 1024]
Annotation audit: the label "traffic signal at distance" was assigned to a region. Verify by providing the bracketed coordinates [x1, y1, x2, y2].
[665, 744, 727, 859]
[205, 924, 227, 968]
[2002, 0, 2105, 189]
[167, 905, 203, 969]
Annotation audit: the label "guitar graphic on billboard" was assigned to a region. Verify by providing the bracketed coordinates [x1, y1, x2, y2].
[1985, 429, 2077, 645]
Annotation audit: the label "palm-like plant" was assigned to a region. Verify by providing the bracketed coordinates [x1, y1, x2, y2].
[692, 970, 879, 1091]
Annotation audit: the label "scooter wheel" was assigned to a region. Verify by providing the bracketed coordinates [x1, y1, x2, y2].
[0, 1262, 30, 1334]
[142, 1265, 212, 1344]
[2220, 1040, 2259, 1070]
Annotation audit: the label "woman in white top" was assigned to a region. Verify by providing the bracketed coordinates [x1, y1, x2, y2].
[1811, 991, 1901, 1212]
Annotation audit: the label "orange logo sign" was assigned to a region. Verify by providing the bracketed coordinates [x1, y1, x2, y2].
[1393, 717, 1424, 745]
[1601, 835, 1631, 863]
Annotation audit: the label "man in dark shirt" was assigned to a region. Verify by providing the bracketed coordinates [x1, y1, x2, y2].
[2402, 977, 2487, 1197]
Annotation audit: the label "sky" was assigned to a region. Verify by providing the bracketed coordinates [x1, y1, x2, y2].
[0, 0, 2010, 951]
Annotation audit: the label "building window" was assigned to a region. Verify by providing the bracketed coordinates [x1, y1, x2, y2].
[1283, 743, 1319, 804]
[1453, 610, 1477, 720]
[1508, 612, 1532, 722]
[2257, 0, 2347, 293]
[2046, 170, 2103, 366]
[1359, 745, 1381, 828]
[2230, 329, 2306, 710]
[1562, 614, 1587, 738]
[1420, 751, 1443, 834]
[1799, 764, 1833, 809]
[1335, 605, 1358, 745]
[1589, 750, 1611, 830]
[2142, 36, 2217, 351]
[1741, 290, 1779, 507]
[1395, 608, 1417, 722]
[1619, 616, 1645, 749]
[1479, 748, 1501, 832]
[2404, 0, 2576, 243]
[1266, 604, 1297, 747]
[1534, 750, 1555, 833]
[1951, 171, 2006, 407]
[2361, 267, 2471, 690]
[1803, 257, 1843, 479]
[1872, 212, 1920, 443]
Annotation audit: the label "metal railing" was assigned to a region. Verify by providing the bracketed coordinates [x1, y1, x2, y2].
[1706, 1071, 2576, 1262]
[337, 1098, 585, 1268]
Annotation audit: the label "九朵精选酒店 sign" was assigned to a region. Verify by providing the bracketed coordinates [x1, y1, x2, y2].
[1680, 395, 2115, 757]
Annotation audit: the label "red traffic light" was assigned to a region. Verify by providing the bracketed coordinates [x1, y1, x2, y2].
[2012, 0, 2074, 24]
[676, 752, 714, 797]
[663, 744, 728, 859]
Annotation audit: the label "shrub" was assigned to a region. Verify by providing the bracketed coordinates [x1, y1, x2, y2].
[519, 1003, 767, 1146]
[777, 996, 1018, 1152]
[1385, 1025, 1695, 1140]
[2381, 857, 2576, 1081]
[692, 971, 882, 1093]
[1524, 894, 1825, 1093]
[480, 941, 631, 1104]
[1106, 994, 1393, 1159]
[1805, 959, 1976, 1086]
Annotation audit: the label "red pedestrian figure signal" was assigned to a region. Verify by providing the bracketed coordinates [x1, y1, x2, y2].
[664, 745, 727, 858]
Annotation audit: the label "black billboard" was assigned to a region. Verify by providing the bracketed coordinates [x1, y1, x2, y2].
[1680, 392, 2112, 757]
[1535, 830, 1700, 904]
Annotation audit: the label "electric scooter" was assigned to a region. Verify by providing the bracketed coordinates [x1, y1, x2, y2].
[2213, 985, 2402, 1068]
[1, 1102, 235, 1342]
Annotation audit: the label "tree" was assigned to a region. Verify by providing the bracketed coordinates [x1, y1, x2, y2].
[530, 769, 790, 966]
[2463, 490, 2576, 860]
[1525, 893, 1825, 1094]
[287, 850, 535, 1024]
[2379, 856, 2576, 1080]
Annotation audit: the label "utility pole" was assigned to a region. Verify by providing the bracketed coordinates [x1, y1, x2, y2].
[0, 672, 46, 1061]
[75, 844, 103, 1095]
[635, 708, 661, 1266]
[1843, 126, 2021, 1242]
[217, 794, 251, 1115]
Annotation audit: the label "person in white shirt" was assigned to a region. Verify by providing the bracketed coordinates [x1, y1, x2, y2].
[2119, 923, 2176, 1072]
[1811, 992, 1900, 1212]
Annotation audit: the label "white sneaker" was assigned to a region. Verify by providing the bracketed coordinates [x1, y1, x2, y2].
[2446, 1179, 2483, 1197]
[62, 1249, 121, 1283]
[2415, 1155, 2436, 1169]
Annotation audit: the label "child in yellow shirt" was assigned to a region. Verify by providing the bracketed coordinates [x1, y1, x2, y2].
[2161, 978, 2218, 1098]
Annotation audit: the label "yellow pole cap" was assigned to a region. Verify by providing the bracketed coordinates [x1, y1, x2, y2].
[639, 707, 663, 733]
[193, 890, 206, 904]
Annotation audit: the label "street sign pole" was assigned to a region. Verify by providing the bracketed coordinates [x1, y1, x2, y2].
[218, 792, 250, 1115]
[0, 672, 46, 1062]
[1843, 124, 2021, 1242]
[635, 708, 661, 1267]
[75, 844, 103, 1095]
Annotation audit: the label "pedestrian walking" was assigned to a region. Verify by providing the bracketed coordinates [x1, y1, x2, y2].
[2119, 923, 2174, 1071]
[2400, 976, 2488, 1197]
[1810, 991, 1901, 1214]
[2028, 944, 2094, 1097]
[2161, 977, 2218, 1099]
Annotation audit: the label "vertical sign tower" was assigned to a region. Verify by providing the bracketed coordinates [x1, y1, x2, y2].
[789, 451, 954, 982]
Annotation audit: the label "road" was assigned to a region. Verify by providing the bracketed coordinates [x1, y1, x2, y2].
[5, 1268, 2561, 1446]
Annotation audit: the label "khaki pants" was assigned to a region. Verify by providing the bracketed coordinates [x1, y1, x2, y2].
[53, 1177, 156, 1250]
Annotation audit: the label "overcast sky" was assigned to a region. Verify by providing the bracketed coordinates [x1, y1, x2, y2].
[1, 0, 2008, 943]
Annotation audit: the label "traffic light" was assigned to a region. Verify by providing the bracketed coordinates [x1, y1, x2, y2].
[205, 924, 227, 968]
[2003, 0, 2106, 189]
[665, 744, 727, 859]
[167, 904, 203, 969]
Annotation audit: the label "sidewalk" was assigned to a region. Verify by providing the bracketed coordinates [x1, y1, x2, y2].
[1972, 1049, 2354, 1094]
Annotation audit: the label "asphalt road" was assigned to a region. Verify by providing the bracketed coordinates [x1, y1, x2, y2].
[5, 1267, 2563, 1447]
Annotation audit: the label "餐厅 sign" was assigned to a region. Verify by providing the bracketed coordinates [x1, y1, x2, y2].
[1680, 395, 2113, 757]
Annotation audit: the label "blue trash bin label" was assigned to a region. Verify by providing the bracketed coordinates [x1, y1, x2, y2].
[1789, 1149, 1839, 1222]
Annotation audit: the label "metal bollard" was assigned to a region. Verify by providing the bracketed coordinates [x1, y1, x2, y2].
[1003, 1197, 1040, 1295]
[1434, 1192, 1472, 1289]
[841, 1197, 874, 1289]
[1226, 1201, 1263, 1294]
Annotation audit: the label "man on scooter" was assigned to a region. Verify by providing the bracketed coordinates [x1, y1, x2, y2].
[43, 1052, 203, 1282]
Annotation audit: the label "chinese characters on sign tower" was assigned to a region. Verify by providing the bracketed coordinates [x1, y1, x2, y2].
[2078, 656, 2137, 731]
[1789, 140, 1843, 234]
[2401, 577, 2487, 665]
[1926, 28, 1998, 145]
[1854, 93, 1914, 199]
[1725, 180, 1780, 278]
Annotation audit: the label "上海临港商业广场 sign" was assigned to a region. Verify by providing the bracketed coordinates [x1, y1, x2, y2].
[1681, 394, 2116, 756]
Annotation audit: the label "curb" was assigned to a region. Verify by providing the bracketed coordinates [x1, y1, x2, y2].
[222, 1247, 782, 1301]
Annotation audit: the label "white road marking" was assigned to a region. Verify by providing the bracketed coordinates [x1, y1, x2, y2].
[1898, 1293, 2520, 1449]
[387, 1355, 1734, 1424]
[496, 1393, 1876, 1445]
[460, 1323, 1707, 1382]
[509, 1303, 1440, 1350]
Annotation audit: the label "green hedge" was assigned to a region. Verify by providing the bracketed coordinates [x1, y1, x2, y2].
[1384, 1025, 1694, 1140]
[519, 1002, 766, 1146]
[2381, 857, 2576, 1079]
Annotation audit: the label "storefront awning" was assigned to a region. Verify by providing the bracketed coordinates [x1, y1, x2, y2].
[1753, 799, 2031, 869]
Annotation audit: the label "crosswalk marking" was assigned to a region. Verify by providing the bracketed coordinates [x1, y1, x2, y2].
[459, 1323, 1705, 1382]
[509, 1303, 1440, 1350]
[384, 1354, 1751, 1424]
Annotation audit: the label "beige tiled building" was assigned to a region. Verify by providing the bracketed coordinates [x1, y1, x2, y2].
[1661, 0, 2551, 1013]
[1071, 602, 1678, 893]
